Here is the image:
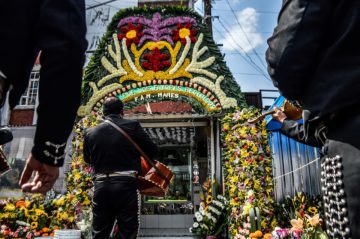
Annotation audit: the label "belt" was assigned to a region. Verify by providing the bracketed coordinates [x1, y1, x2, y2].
[95, 171, 137, 181]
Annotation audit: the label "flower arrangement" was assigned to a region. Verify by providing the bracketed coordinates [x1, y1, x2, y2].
[80, 6, 246, 116]
[0, 193, 59, 238]
[190, 194, 229, 237]
[222, 108, 275, 239]
[0, 113, 100, 239]
[270, 192, 328, 239]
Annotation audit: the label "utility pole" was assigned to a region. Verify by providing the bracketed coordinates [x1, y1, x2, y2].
[203, 0, 213, 36]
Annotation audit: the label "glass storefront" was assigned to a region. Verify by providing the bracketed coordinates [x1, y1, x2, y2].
[141, 125, 210, 220]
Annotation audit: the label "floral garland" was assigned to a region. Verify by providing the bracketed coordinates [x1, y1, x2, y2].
[222, 108, 275, 239]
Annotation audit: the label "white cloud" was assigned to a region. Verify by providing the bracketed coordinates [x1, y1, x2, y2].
[219, 7, 264, 53]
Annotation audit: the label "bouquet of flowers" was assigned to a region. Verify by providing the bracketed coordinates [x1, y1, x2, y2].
[0, 193, 59, 238]
[270, 192, 328, 239]
[190, 194, 229, 237]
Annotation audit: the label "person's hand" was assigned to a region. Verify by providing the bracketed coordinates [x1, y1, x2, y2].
[19, 154, 59, 193]
[272, 107, 288, 123]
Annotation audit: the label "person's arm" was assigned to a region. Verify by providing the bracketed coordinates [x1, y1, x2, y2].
[272, 108, 322, 147]
[266, 0, 333, 100]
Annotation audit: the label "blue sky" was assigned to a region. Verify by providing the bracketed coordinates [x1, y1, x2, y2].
[195, 0, 282, 101]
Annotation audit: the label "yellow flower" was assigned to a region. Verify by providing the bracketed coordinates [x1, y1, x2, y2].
[74, 172, 81, 181]
[206, 195, 213, 204]
[271, 218, 278, 228]
[242, 203, 251, 216]
[251, 145, 258, 153]
[240, 149, 249, 158]
[4, 203, 15, 211]
[179, 28, 190, 38]
[54, 197, 65, 206]
[307, 207, 318, 214]
[83, 197, 91, 206]
[30, 221, 38, 230]
[35, 208, 48, 217]
[126, 30, 137, 39]
[290, 218, 304, 230]
[61, 212, 69, 220]
[306, 214, 320, 227]
[32, 215, 39, 221]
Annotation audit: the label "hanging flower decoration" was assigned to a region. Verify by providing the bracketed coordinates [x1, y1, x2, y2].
[222, 107, 276, 238]
[117, 22, 144, 47]
[172, 23, 197, 45]
[141, 48, 171, 71]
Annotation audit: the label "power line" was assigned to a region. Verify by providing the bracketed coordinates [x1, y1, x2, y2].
[224, 0, 267, 68]
[86, 0, 118, 10]
[214, 21, 271, 81]
[213, 8, 278, 14]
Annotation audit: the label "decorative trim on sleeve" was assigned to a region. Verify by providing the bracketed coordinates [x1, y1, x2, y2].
[43, 150, 66, 165]
[45, 141, 66, 154]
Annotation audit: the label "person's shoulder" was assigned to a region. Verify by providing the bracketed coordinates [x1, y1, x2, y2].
[84, 122, 107, 134]
[120, 118, 140, 126]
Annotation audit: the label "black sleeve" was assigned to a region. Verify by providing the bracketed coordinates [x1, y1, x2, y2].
[266, 0, 333, 100]
[30, 0, 87, 167]
[131, 122, 158, 160]
[281, 119, 322, 147]
[83, 131, 91, 164]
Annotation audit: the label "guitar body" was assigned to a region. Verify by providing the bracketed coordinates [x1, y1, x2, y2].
[139, 157, 174, 197]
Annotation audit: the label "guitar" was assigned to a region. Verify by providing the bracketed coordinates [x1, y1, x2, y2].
[248, 100, 303, 124]
[139, 156, 174, 197]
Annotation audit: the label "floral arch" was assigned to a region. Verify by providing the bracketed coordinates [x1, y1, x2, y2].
[78, 7, 246, 116]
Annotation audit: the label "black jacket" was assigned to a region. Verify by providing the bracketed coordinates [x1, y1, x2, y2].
[0, 0, 87, 166]
[266, 0, 360, 121]
[83, 115, 158, 174]
[280, 119, 322, 148]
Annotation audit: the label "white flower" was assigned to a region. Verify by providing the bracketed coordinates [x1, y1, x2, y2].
[189, 227, 193, 233]
[193, 222, 199, 228]
[195, 212, 201, 218]
[209, 206, 221, 215]
[196, 214, 203, 222]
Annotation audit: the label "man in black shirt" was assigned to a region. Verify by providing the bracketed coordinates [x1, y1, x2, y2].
[83, 97, 157, 239]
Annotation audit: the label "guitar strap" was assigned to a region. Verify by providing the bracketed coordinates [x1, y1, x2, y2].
[104, 119, 169, 183]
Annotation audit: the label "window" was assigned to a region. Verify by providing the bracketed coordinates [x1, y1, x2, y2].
[18, 71, 40, 107]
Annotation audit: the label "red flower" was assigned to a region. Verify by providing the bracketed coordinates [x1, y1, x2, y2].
[117, 23, 144, 47]
[141, 48, 171, 71]
[172, 23, 197, 45]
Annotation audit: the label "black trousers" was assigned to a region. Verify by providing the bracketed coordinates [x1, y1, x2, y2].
[92, 177, 140, 239]
[320, 113, 360, 239]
